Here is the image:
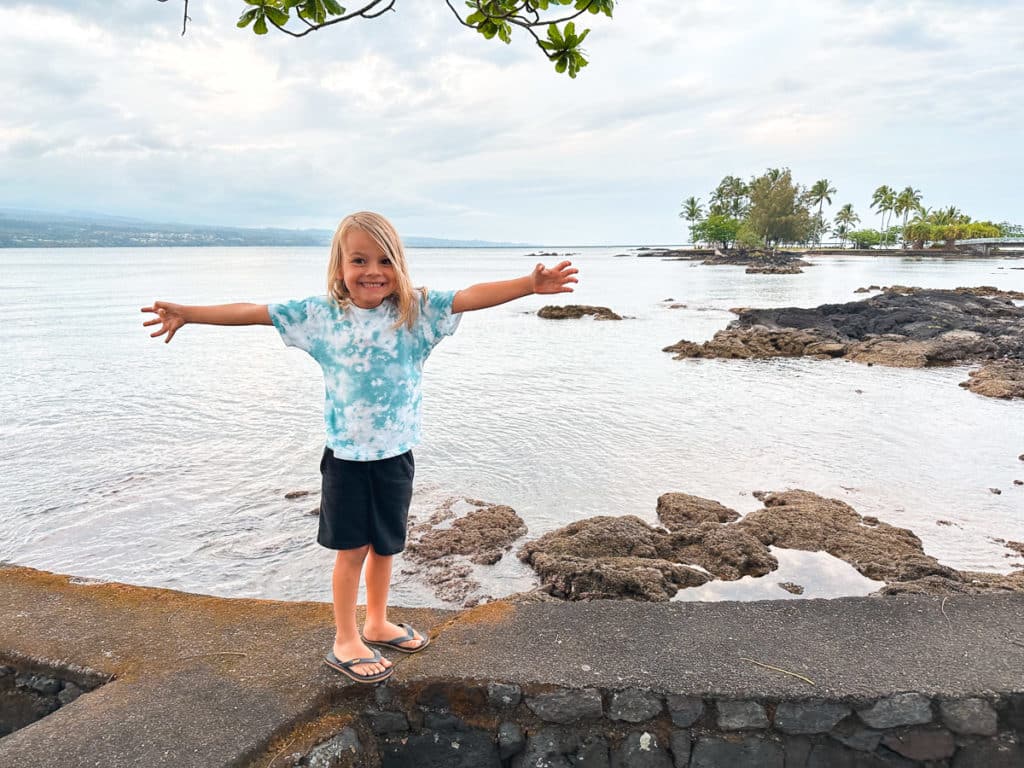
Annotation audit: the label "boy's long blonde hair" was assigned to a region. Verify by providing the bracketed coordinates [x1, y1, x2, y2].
[327, 211, 420, 330]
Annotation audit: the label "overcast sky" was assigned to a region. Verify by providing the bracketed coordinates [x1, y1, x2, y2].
[2, 1, 1021, 244]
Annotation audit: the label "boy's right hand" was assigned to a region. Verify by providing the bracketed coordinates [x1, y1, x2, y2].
[141, 301, 186, 343]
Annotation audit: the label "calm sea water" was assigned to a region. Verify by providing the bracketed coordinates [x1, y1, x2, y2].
[2, 246, 1023, 606]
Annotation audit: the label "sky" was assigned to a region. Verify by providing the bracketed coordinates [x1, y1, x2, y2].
[1, 0, 1022, 245]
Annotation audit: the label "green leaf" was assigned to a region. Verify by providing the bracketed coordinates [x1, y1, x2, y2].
[555, 56, 567, 73]
[253, 13, 269, 34]
[237, 7, 259, 27]
[265, 7, 289, 25]
[546, 23, 564, 47]
[322, 0, 344, 14]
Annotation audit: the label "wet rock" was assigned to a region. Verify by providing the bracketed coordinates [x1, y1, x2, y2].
[497, 722, 525, 760]
[737, 490, 960, 588]
[702, 249, 810, 269]
[947, 569, 1024, 593]
[57, 682, 83, 706]
[538, 304, 622, 321]
[670, 730, 691, 768]
[691, 736, 783, 768]
[487, 682, 522, 709]
[525, 688, 603, 724]
[668, 303, 687, 309]
[664, 289, 1024, 371]
[950, 738, 1024, 768]
[939, 697, 998, 735]
[990, 487, 1003, 494]
[306, 727, 361, 768]
[663, 326, 838, 360]
[857, 693, 933, 728]
[666, 695, 704, 727]
[778, 582, 804, 595]
[364, 710, 409, 734]
[1015, 480, 1023, 486]
[745, 262, 803, 274]
[510, 726, 578, 768]
[960, 360, 1024, 399]
[656, 493, 740, 528]
[403, 497, 528, 607]
[284, 490, 310, 499]
[1006, 541, 1024, 557]
[407, 503, 526, 565]
[16, 674, 61, 695]
[610, 731, 672, 768]
[774, 700, 850, 734]
[608, 689, 663, 722]
[381, 729, 500, 768]
[518, 516, 712, 601]
[716, 700, 769, 730]
[519, 512, 777, 601]
[829, 718, 883, 752]
[666, 524, 778, 580]
[576, 736, 611, 767]
[881, 726, 956, 761]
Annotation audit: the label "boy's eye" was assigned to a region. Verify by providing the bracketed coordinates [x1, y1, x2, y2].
[381, 259, 392, 266]
[352, 258, 365, 265]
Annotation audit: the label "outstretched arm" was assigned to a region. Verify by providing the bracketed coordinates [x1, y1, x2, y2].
[451, 261, 579, 314]
[141, 301, 271, 343]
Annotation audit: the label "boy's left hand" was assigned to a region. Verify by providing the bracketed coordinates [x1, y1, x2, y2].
[532, 261, 579, 294]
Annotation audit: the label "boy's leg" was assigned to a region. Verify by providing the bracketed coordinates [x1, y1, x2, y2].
[332, 545, 391, 675]
[362, 548, 426, 650]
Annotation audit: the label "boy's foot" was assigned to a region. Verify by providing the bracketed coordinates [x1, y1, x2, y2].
[362, 621, 430, 654]
[328, 638, 393, 681]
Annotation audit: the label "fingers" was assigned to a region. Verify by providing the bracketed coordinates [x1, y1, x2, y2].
[165, 327, 177, 343]
[142, 317, 160, 327]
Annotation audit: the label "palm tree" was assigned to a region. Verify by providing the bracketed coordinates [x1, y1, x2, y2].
[871, 185, 896, 247]
[833, 203, 859, 248]
[894, 186, 923, 247]
[808, 178, 837, 245]
[809, 179, 837, 215]
[679, 196, 704, 245]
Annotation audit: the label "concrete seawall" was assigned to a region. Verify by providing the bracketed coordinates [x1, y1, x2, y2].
[1, 565, 1022, 767]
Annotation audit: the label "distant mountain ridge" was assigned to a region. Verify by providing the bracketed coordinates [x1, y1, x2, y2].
[0, 209, 534, 248]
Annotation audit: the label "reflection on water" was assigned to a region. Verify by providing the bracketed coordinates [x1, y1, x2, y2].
[2, 246, 1023, 606]
[673, 547, 885, 602]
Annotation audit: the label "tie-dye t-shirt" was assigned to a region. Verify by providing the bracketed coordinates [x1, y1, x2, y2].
[268, 290, 461, 461]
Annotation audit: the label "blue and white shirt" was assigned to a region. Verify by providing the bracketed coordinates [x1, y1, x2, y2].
[268, 290, 460, 461]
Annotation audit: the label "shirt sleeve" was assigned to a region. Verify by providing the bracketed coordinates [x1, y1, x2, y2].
[418, 289, 461, 352]
[267, 296, 328, 353]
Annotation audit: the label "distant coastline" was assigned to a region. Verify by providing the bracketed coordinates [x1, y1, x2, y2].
[0, 209, 534, 249]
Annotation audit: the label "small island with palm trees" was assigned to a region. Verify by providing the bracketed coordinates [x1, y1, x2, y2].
[679, 169, 1021, 253]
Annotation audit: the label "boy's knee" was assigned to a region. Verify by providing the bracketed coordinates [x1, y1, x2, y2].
[335, 544, 370, 562]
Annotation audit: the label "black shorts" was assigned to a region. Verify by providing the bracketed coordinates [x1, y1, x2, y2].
[318, 447, 415, 554]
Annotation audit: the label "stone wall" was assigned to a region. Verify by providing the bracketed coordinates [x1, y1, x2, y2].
[282, 681, 1024, 768]
[0, 659, 105, 739]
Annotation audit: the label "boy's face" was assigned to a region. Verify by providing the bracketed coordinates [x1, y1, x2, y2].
[339, 228, 395, 309]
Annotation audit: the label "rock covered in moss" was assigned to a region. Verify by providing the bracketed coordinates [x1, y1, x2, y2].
[538, 305, 622, 321]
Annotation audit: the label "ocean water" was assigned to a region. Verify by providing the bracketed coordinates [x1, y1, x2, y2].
[2, 246, 1022, 606]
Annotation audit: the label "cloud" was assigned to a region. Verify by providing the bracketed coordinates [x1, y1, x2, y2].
[1, 0, 1022, 243]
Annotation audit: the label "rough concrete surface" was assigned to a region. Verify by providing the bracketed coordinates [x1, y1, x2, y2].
[2, 565, 1024, 767]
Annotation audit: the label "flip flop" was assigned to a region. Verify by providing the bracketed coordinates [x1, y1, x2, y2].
[323, 648, 393, 684]
[362, 622, 430, 655]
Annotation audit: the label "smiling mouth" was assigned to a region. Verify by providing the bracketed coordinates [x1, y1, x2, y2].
[359, 282, 387, 289]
